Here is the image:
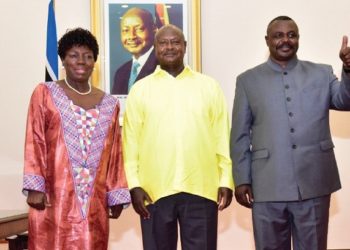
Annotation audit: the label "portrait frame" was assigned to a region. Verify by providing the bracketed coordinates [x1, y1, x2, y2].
[90, 0, 201, 118]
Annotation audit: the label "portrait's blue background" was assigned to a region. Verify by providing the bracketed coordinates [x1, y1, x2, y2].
[107, 3, 183, 92]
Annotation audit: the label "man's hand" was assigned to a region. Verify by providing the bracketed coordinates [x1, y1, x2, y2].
[109, 205, 123, 219]
[27, 190, 51, 210]
[130, 187, 153, 219]
[234, 184, 254, 208]
[340, 36, 350, 69]
[217, 187, 233, 211]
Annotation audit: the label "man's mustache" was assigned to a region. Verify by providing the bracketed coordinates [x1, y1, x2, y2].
[277, 42, 293, 49]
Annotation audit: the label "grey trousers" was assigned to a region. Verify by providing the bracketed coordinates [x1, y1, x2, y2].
[140, 192, 218, 250]
[252, 195, 331, 250]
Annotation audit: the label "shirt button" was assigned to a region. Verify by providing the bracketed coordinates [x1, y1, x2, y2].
[290, 128, 295, 133]
[283, 72, 288, 75]
[292, 145, 297, 149]
[285, 85, 290, 89]
[286, 97, 291, 102]
[289, 112, 293, 117]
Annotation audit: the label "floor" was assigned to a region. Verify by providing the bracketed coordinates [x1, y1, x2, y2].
[0, 242, 348, 250]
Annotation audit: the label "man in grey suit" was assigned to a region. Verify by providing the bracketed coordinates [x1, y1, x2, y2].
[230, 16, 350, 250]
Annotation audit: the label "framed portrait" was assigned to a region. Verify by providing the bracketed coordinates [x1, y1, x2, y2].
[90, 0, 201, 117]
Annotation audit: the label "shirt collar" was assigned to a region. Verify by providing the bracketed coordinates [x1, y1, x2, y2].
[267, 56, 298, 72]
[132, 46, 154, 66]
[154, 65, 193, 78]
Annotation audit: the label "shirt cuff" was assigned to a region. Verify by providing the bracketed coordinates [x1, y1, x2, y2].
[219, 174, 234, 189]
[125, 176, 141, 190]
[107, 188, 131, 206]
[22, 174, 45, 195]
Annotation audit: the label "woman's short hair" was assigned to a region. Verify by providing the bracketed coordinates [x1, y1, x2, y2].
[58, 27, 99, 61]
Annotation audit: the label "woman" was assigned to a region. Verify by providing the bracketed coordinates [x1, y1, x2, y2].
[22, 28, 130, 249]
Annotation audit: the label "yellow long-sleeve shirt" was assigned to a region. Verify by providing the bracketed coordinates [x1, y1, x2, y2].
[122, 66, 233, 203]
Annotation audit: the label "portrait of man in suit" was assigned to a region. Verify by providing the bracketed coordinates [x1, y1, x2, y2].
[111, 7, 158, 95]
[107, 3, 184, 97]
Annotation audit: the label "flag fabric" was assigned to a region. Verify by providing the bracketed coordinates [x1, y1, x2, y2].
[155, 4, 170, 28]
[45, 0, 58, 81]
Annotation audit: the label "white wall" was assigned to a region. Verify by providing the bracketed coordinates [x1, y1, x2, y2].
[0, 0, 349, 249]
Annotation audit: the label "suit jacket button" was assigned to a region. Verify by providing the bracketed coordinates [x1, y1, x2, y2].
[292, 144, 297, 149]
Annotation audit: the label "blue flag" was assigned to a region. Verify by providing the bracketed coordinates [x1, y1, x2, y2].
[45, 0, 58, 81]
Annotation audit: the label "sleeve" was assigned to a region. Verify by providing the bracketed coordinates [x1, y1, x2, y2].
[211, 81, 234, 189]
[22, 84, 48, 194]
[230, 76, 253, 187]
[330, 65, 350, 110]
[122, 87, 143, 189]
[106, 103, 131, 206]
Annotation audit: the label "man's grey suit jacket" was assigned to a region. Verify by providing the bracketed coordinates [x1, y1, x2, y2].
[230, 57, 350, 202]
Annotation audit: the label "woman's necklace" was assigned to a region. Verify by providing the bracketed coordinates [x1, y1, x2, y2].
[64, 78, 92, 95]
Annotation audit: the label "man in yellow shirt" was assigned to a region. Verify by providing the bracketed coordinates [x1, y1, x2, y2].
[123, 24, 233, 250]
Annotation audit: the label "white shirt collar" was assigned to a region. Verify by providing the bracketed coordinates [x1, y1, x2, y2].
[132, 46, 154, 73]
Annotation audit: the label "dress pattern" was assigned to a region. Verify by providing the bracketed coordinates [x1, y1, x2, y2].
[71, 102, 99, 217]
[47, 82, 117, 218]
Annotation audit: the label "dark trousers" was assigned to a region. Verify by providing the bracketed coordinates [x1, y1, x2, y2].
[252, 195, 331, 250]
[140, 192, 218, 250]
